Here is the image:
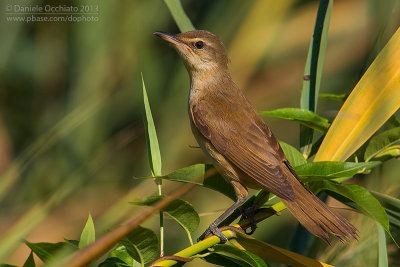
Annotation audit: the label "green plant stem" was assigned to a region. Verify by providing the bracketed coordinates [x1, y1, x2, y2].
[151, 202, 286, 266]
[157, 181, 164, 257]
[152, 229, 238, 267]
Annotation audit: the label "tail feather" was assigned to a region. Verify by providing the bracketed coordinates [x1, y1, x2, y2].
[281, 171, 358, 243]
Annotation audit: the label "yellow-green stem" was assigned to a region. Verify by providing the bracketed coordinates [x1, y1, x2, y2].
[157, 180, 164, 257]
[151, 201, 287, 266]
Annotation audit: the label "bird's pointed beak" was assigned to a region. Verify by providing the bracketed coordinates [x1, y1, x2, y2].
[154, 32, 191, 51]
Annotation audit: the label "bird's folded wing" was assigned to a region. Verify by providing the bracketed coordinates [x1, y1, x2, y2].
[190, 100, 295, 201]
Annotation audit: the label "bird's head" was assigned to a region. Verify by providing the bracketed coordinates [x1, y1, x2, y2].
[154, 30, 229, 74]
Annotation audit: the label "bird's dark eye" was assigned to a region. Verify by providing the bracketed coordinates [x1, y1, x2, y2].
[194, 41, 204, 49]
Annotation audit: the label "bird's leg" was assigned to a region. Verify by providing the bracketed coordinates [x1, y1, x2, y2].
[239, 190, 269, 235]
[197, 181, 248, 243]
[197, 195, 247, 242]
[239, 207, 257, 235]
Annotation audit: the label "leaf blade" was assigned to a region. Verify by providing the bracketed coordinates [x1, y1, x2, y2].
[315, 27, 400, 162]
[260, 108, 331, 132]
[131, 196, 199, 233]
[377, 222, 388, 267]
[22, 252, 36, 267]
[79, 213, 95, 249]
[235, 232, 333, 267]
[120, 226, 159, 265]
[163, 0, 195, 32]
[312, 181, 389, 233]
[142, 74, 162, 177]
[212, 244, 268, 267]
[108, 245, 135, 266]
[25, 241, 68, 262]
[279, 141, 307, 167]
[364, 127, 400, 161]
[295, 161, 380, 180]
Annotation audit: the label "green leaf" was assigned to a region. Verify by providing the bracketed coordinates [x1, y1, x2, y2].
[131, 196, 199, 233]
[25, 241, 69, 262]
[371, 191, 400, 230]
[204, 253, 247, 267]
[300, 0, 333, 112]
[109, 245, 135, 266]
[64, 239, 79, 248]
[377, 222, 388, 267]
[279, 141, 306, 167]
[388, 115, 400, 127]
[301, 41, 312, 111]
[299, 41, 314, 157]
[78, 213, 95, 249]
[260, 108, 331, 132]
[22, 252, 35, 267]
[98, 257, 131, 267]
[142, 74, 162, 177]
[119, 226, 159, 265]
[364, 127, 400, 161]
[373, 146, 400, 161]
[0, 264, 18, 267]
[300, 0, 333, 156]
[211, 244, 268, 267]
[138, 164, 236, 201]
[312, 181, 390, 233]
[319, 93, 348, 102]
[163, 0, 195, 32]
[295, 161, 381, 181]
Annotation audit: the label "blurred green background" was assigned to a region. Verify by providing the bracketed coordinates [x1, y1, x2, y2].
[1, 0, 399, 266]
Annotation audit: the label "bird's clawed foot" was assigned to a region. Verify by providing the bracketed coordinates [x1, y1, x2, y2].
[197, 222, 228, 243]
[239, 206, 258, 235]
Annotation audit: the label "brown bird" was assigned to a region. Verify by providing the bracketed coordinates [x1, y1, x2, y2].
[154, 30, 358, 243]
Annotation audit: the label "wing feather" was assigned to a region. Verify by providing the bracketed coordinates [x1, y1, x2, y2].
[190, 96, 295, 201]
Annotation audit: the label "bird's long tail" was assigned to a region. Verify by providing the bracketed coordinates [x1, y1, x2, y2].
[281, 171, 358, 243]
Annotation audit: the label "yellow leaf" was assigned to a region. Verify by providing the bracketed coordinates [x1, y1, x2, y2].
[315, 27, 400, 162]
[235, 232, 333, 267]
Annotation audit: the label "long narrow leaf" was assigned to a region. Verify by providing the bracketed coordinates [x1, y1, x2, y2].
[377, 222, 388, 267]
[300, 0, 333, 111]
[319, 93, 348, 102]
[315, 27, 400, 161]
[295, 161, 380, 180]
[22, 252, 35, 267]
[142, 74, 162, 177]
[260, 108, 331, 132]
[300, 0, 334, 156]
[163, 0, 195, 32]
[364, 127, 400, 161]
[312, 181, 390, 233]
[235, 232, 333, 267]
[371, 191, 400, 230]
